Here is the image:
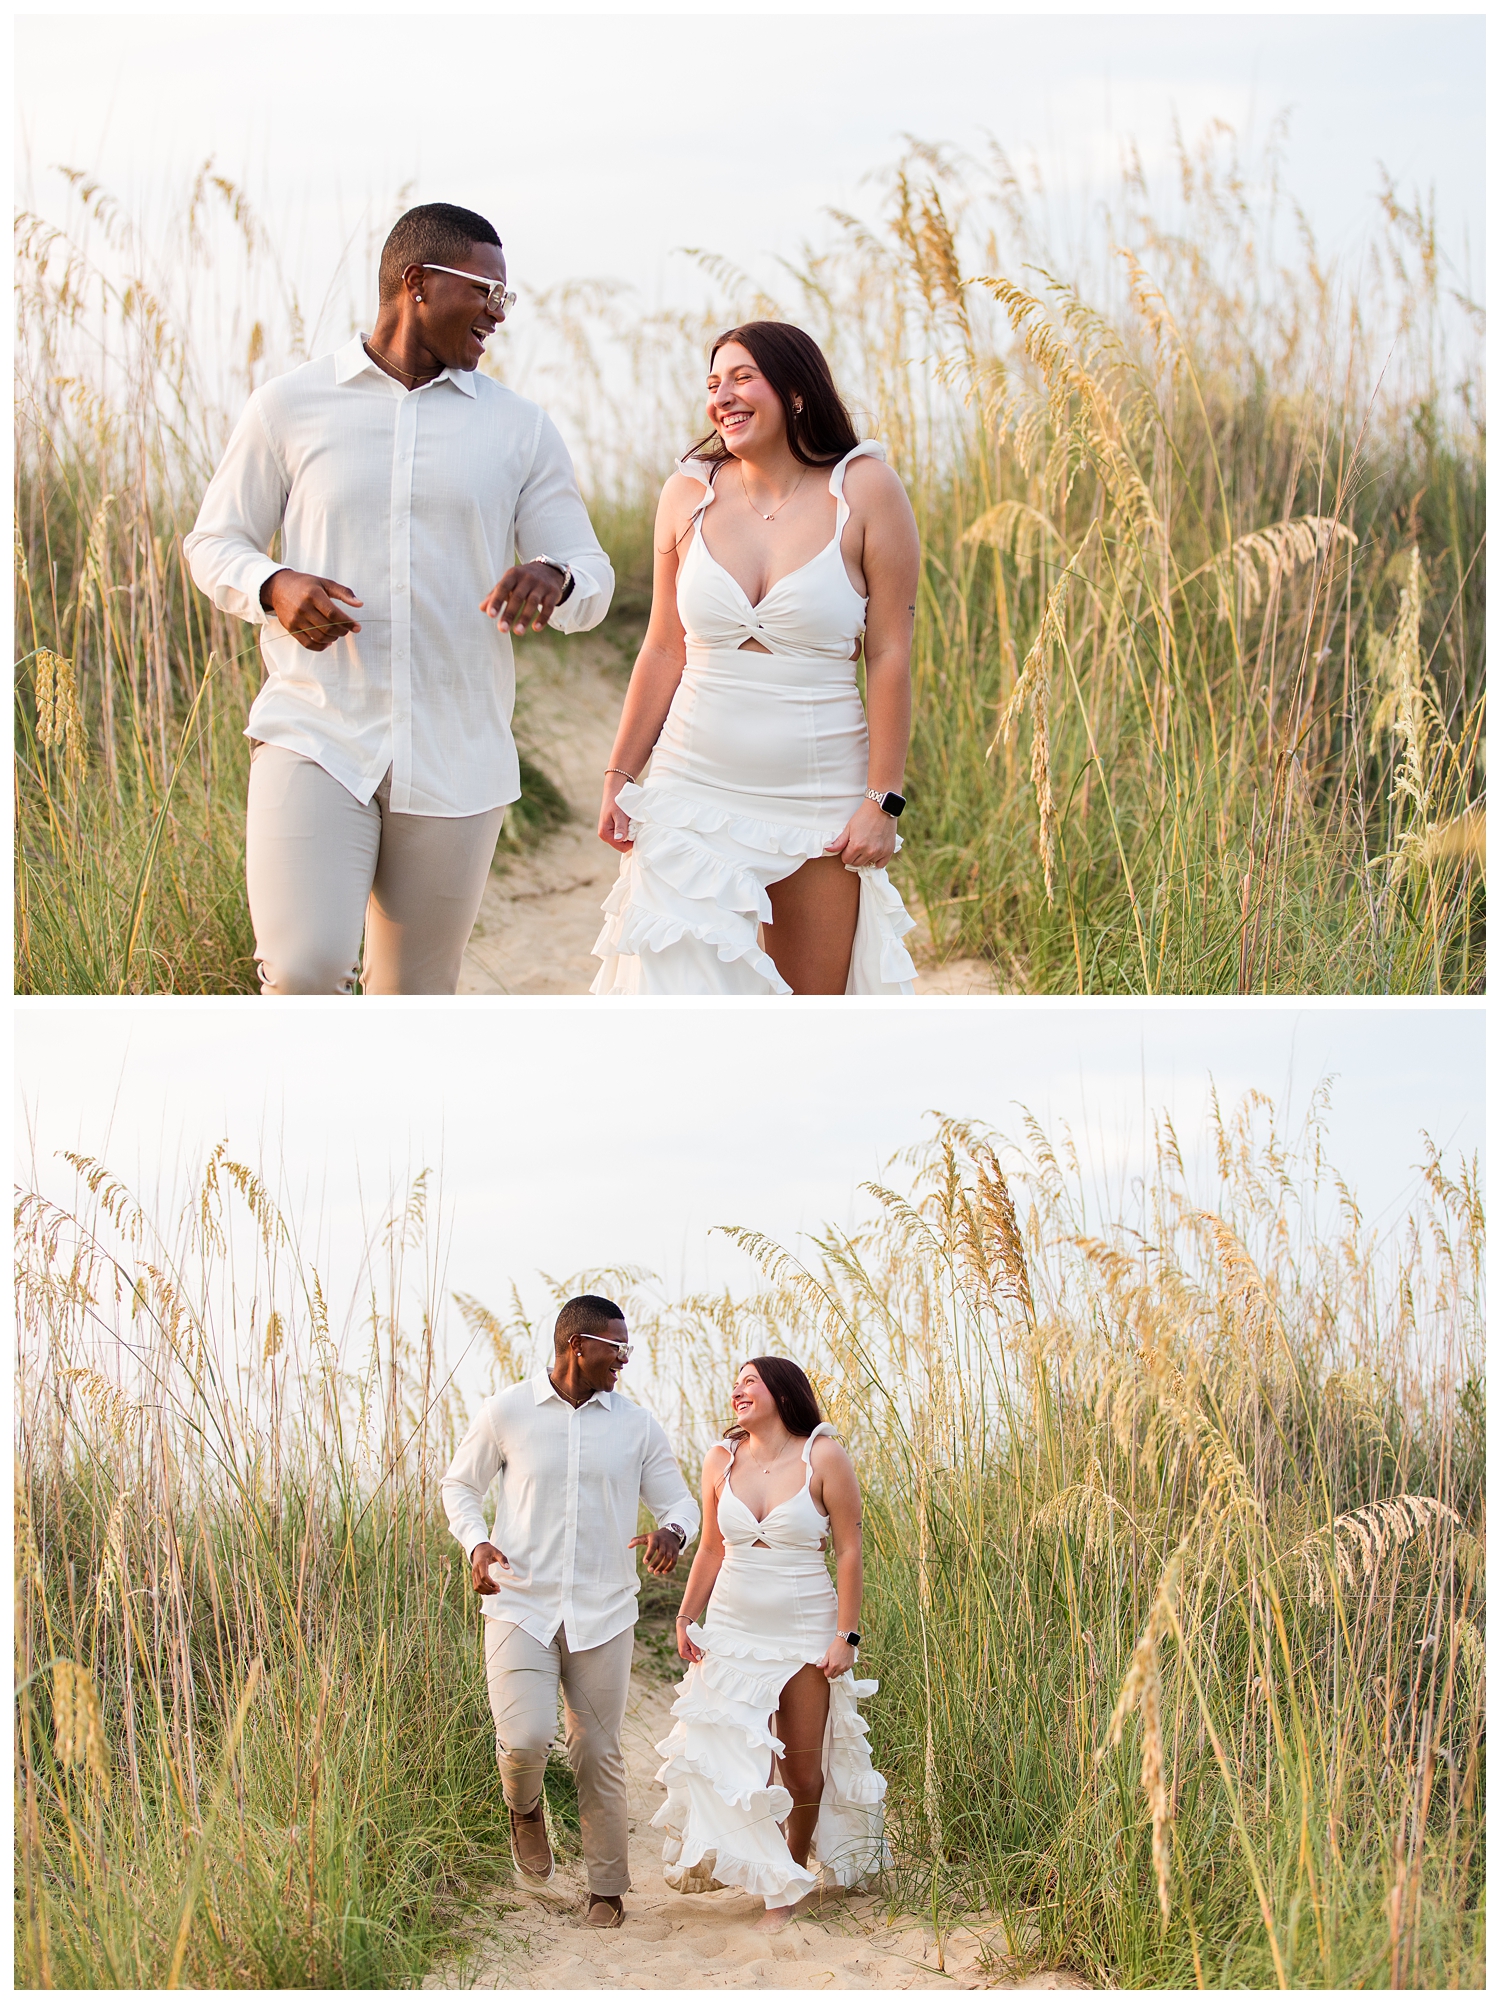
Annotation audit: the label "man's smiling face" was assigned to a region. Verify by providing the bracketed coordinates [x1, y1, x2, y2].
[413, 241, 507, 371]
[575, 1321, 629, 1395]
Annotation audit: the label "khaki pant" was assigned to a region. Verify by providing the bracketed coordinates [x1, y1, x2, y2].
[484, 1620, 635, 1897]
[245, 744, 505, 995]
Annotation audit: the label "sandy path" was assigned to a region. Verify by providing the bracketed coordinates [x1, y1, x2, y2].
[458, 639, 1001, 997]
[426, 1644, 1087, 1992]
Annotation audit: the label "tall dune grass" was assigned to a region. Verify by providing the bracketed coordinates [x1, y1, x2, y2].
[15, 1092, 1484, 1985]
[13, 128, 1486, 990]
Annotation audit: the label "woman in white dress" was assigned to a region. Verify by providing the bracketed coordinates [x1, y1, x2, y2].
[591, 322, 920, 994]
[653, 1357, 887, 1930]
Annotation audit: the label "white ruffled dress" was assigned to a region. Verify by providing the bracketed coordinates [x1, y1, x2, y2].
[652, 1423, 888, 1909]
[590, 442, 917, 995]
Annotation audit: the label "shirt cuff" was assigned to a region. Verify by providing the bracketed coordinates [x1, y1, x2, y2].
[544, 560, 610, 634]
[218, 552, 287, 626]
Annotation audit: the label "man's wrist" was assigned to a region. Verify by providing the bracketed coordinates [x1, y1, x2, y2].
[534, 556, 575, 604]
[258, 568, 287, 612]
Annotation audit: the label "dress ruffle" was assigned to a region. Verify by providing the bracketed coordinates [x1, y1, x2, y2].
[590, 782, 917, 997]
[652, 1622, 890, 1910]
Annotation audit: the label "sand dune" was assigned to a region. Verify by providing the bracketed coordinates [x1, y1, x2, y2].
[426, 1651, 1089, 1991]
[458, 639, 1001, 998]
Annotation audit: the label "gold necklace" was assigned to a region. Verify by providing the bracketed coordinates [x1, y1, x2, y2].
[752, 1434, 796, 1474]
[741, 464, 807, 523]
[364, 337, 439, 385]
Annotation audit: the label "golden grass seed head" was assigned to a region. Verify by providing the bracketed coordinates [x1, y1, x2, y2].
[33, 649, 89, 775]
[53, 1659, 111, 1797]
[58, 1366, 142, 1442]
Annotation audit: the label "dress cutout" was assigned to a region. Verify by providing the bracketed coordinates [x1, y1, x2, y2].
[652, 1423, 889, 1908]
[591, 444, 918, 995]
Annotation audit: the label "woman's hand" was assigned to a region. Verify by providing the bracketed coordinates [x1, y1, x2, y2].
[816, 1635, 858, 1680]
[824, 799, 898, 870]
[598, 772, 635, 853]
[675, 1616, 704, 1664]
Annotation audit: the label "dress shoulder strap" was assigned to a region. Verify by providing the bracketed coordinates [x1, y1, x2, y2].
[801, 1420, 835, 1464]
[827, 440, 887, 535]
[720, 1434, 742, 1468]
[673, 453, 720, 525]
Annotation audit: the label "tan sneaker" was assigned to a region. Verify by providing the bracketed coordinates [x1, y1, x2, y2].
[585, 1896, 624, 1928]
[509, 1803, 555, 1885]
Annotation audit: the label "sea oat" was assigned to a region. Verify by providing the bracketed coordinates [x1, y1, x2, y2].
[1294, 1493, 1462, 1608]
[95, 1484, 134, 1615]
[58, 1366, 142, 1442]
[32, 648, 89, 775]
[15, 1482, 46, 1595]
[53, 1659, 111, 1796]
[1097, 1552, 1180, 1925]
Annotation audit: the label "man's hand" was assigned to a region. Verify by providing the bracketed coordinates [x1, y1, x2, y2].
[481, 561, 567, 636]
[261, 568, 363, 651]
[628, 1529, 684, 1577]
[471, 1540, 509, 1594]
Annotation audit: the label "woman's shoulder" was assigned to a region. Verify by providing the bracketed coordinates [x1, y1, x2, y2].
[807, 1425, 852, 1467]
[840, 446, 902, 497]
[663, 457, 715, 499]
[657, 463, 713, 531]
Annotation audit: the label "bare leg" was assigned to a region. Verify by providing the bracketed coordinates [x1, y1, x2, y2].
[763, 855, 861, 995]
[754, 1662, 831, 1931]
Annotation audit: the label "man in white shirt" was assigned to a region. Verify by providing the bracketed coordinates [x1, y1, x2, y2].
[184, 201, 613, 995]
[440, 1295, 699, 1930]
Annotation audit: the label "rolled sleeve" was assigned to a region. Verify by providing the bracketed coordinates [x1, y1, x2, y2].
[639, 1417, 701, 1547]
[183, 396, 290, 625]
[514, 409, 615, 634]
[440, 1401, 504, 1559]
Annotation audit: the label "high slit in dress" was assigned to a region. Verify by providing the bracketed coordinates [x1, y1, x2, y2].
[590, 442, 918, 995]
[652, 1423, 888, 1908]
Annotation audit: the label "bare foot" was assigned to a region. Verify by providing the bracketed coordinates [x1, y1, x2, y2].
[754, 1906, 794, 1932]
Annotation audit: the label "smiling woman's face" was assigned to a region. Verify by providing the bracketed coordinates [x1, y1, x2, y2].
[705, 342, 787, 457]
[731, 1363, 779, 1428]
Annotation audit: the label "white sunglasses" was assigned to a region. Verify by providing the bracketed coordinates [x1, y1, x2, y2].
[421, 264, 517, 319]
[577, 1331, 632, 1360]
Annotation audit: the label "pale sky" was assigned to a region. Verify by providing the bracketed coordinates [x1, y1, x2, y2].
[15, 1002, 1485, 1396]
[15, 8, 1486, 318]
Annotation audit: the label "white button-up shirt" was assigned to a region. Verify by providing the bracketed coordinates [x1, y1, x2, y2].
[440, 1374, 700, 1651]
[183, 336, 613, 817]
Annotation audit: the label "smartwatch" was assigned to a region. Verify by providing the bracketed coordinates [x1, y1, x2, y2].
[838, 1630, 862, 1646]
[535, 556, 576, 604]
[865, 789, 906, 819]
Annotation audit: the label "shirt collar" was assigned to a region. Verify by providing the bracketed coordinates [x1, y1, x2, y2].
[336, 333, 477, 397]
[532, 1370, 614, 1411]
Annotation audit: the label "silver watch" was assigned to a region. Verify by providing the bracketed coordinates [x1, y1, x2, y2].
[534, 555, 575, 604]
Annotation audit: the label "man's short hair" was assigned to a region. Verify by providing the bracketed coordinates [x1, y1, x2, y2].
[379, 203, 502, 303]
[554, 1295, 626, 1355]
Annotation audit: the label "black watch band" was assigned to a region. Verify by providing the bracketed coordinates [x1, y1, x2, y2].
[536, 556, 576, 603]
